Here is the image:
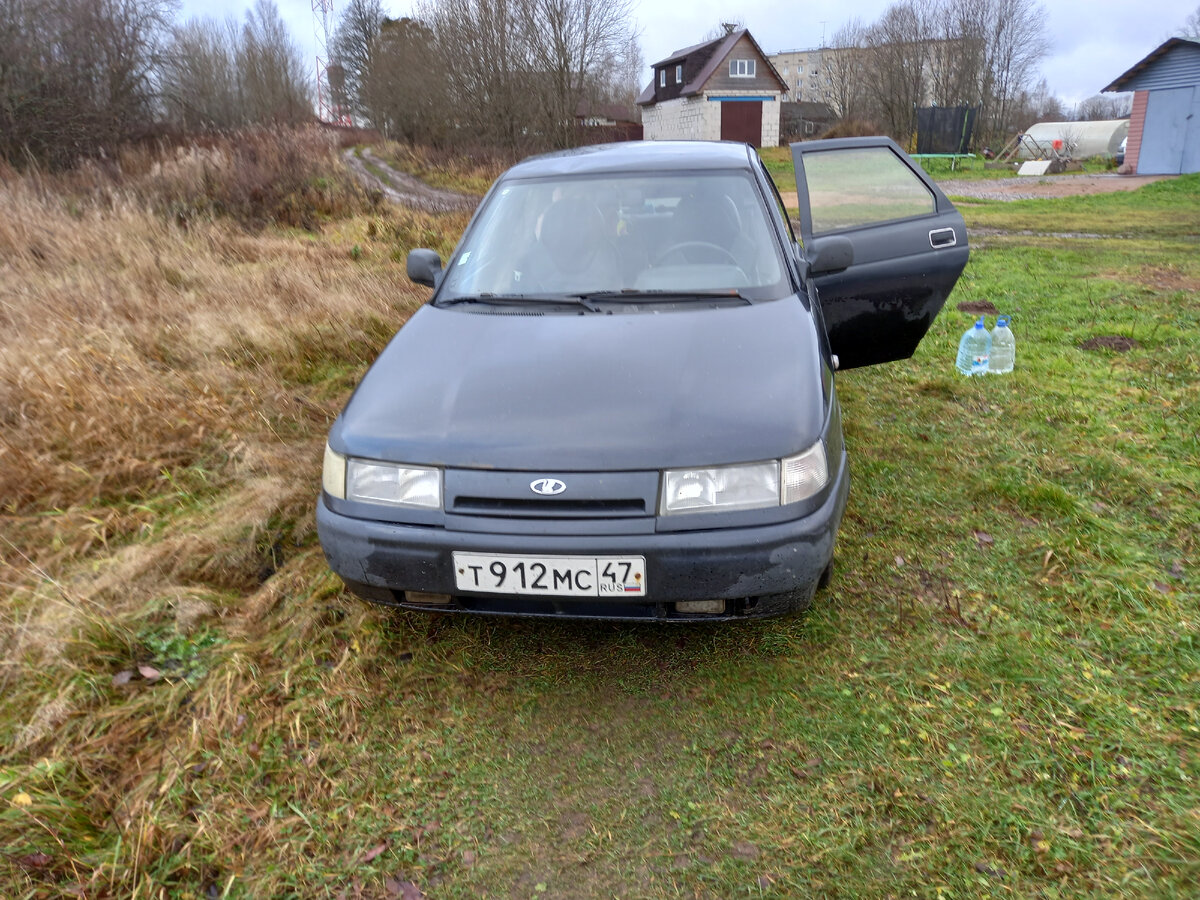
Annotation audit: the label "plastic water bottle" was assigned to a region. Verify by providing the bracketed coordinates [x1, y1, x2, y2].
[955, 316, 991, 376]
[989, 316, 1015, 374]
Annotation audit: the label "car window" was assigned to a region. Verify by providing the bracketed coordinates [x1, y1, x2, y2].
[439, 171, 790, 300]
[800, 146, 935, 235]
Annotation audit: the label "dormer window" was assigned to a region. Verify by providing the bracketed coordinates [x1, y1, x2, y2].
[729, 59, 756, 78]
[675, 64, 683, 82]
[659, 69, 666, 87]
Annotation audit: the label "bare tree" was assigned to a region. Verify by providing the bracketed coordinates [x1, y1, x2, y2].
[1075, 93, 1132, 121]
[0, 0, 635, 162]
[406, 0, 639, 150]
[1179, 4, 1200, 39]
[239, 0, 311, 124]
[418, 0, 537, 148]
[160, 1, 311, 132]
[791, 0, 1047, 145]
[978, 0, 1048, 141]
[330, 0, 384, 121]
[588, 29, 643, 110]
[161, 17, 242, 130]
[520, 0, 640, 146]
[1027, 77, 1066, 121]
[926, 0, 987, 107]
[0, 0, 174, 167]
[862, 0, 933, 139]
[821, 20, 868, 120]
[361, 16, 451, 142]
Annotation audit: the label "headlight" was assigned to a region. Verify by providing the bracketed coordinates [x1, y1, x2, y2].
[323, 445, 441, 510]
[661, 462, 780, 515]
[323, 444, 347, 499]
[660, 441, 828, 515]
[346, 459, 441, 509]
[782, 441, 828, 505]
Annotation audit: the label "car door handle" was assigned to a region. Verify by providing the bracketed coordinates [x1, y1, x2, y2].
[929, 228, 957, 249]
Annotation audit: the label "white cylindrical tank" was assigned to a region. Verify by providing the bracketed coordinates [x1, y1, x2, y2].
[1016, 119, 1129, 159]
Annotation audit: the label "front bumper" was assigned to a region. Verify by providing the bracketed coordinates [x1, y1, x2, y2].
[317, 452, 848, 621]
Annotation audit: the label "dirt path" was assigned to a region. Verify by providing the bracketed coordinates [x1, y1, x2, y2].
[343, 147, 478, 213]
[777, 173, 1171, 207]
[938, 173, 1171, 201]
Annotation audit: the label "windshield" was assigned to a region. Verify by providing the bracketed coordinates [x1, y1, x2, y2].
[438, 170, 790, 301]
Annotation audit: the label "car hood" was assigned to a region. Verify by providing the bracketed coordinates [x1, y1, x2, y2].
[331, 297, 828, 471]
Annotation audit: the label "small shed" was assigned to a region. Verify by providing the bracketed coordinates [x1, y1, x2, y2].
[574, 102, 643, 144]
[1103, 38, 1200, 175]
[637, 27, 788, 148]
[780, 101, 839, 140]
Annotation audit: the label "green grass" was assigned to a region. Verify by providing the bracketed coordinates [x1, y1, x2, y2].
[760, 145, 1122, 196]
[915, 155, 1117, 181]
[952, 173, 1200, 237]
[759, 145, 796, 193]
[2, 166, 1198, 898]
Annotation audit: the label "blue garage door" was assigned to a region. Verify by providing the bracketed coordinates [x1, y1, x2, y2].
[1139, 85, 1200, 175]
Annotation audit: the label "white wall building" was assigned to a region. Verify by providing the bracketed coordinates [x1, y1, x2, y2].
[638, 28, 788, 147]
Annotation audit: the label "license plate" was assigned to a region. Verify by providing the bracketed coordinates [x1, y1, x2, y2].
[453, 552, 647, 598]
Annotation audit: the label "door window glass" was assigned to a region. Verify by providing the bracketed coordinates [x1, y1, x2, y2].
[802, 146, 934, 234]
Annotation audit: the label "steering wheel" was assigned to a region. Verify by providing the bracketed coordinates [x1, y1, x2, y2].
[653, 241, 738, 267]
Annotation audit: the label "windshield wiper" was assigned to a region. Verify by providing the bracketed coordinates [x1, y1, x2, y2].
[436, 292, 602, 312]
[578, 289, 753, 305]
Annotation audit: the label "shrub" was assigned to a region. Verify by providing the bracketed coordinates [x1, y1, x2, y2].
[818, 118, 885, 139]
[134, 127, 380, 231]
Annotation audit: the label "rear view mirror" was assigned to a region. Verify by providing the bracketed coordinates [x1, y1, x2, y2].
[807, 236, 854, 275]
[406, 248, 443, 287]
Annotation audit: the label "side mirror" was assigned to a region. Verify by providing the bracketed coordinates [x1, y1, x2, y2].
[406, 248, 443, 287]
[807, 236, 854, 275]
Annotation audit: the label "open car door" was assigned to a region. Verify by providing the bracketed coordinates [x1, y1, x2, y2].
[790, 137, 968, 369]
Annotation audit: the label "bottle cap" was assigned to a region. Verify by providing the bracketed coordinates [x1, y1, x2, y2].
[975, 316, 985, 329]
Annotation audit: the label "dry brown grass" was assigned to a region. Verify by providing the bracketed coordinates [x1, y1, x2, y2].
[8, 127, 378, 231]
[380, 140, 514, 196]
[1, 130, 415, 533]
[0, 132, 474, 894]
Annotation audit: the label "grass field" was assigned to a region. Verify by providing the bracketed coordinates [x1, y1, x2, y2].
[758, 146, 1118, 195]
[1, 136, 1197, 898]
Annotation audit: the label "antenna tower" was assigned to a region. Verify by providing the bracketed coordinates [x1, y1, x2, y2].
[313, 0, 351, 125]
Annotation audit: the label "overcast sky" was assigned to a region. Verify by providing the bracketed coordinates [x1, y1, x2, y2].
[186, 0, 1198, 108]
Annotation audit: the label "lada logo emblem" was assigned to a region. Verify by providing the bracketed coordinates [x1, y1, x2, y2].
[530, 478, 566, 496]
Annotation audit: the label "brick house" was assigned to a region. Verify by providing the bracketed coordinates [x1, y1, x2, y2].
[637, 27, 788, 147]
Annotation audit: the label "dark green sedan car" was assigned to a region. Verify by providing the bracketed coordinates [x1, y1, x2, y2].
[318, 138, 967, 621]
